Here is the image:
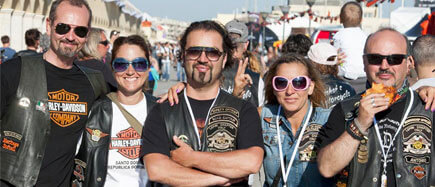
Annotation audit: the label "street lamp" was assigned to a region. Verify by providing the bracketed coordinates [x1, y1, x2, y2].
[279, 5, 290, 43]
[306, 0, 316, 36]
[260, 12, 269, 56]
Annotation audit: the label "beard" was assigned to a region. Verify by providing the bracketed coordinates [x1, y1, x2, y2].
[55, 39, 80, 58]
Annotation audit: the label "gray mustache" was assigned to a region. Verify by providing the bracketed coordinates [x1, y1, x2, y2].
[376, 70, 394, 76]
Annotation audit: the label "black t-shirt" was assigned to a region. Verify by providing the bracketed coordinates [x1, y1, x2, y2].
[318, 94, 413, 187]
[139, 96, 264, 158]
[1, 57, 95, 187]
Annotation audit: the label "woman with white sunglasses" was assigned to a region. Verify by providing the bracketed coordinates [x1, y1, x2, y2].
[261, 54, 334, 186]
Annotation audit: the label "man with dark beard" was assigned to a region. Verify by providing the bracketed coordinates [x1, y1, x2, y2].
[140, 20, 264, 186]
[0, 0, 107, 186]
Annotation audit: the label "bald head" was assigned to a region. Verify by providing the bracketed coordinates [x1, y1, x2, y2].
[363, 28, 413, 89]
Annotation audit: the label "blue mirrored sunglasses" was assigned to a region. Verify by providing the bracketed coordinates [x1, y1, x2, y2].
[112, 57, 149, 72]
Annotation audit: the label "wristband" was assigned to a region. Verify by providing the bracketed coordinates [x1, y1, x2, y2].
[346, 121, 368, 141]
[353, 118, 368, 136]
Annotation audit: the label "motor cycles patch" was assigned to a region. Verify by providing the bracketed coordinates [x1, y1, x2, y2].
[299, 124, 322, 162]
[206, 106, 239, 152]
[402, 116, 432, 164]
[73, 159, 86, 181]
[411, 166, 426, 180]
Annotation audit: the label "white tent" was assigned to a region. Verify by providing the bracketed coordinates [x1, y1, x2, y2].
[266, 17, 320, 41]
[390, 7, 431, 34]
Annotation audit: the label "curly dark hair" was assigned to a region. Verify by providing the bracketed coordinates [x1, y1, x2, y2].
[264, 53, 326, 108]
[178, 20, 235, 69]
[281, 34, 313, 56]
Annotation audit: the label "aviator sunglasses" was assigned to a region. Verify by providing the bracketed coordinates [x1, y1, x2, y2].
[185, 46, 223, 62]
[363, 54, 407, 66]
[55, 23, 89, 38]
[112, 57, 150, 72]
[272, 76, 311, 92]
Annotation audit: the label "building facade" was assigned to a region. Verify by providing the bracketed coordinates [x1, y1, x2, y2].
[0, 0, 144, 51]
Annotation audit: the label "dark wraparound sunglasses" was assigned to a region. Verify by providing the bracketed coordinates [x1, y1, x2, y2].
[55, 23, 89, 38]
[99, 40, 109, 46]
[363, 54, 407, 66]
[272, 76, 311, 91]
[185, 46, 223, 62]
[112, 57, 150, 72]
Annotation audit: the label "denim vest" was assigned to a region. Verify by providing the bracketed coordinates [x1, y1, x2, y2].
[261, 102, 334, 187]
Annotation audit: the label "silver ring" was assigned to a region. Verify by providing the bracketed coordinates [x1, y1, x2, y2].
[371, 98, 375, 107]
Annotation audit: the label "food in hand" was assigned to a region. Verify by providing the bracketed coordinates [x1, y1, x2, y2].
[361, 82, 398, 105]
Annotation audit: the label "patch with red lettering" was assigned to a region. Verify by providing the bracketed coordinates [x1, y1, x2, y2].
[73, 159, 86, 181]
[411, 166, 426, 180]
[1, 137, 20, 153]
[109, 127, 141, 159]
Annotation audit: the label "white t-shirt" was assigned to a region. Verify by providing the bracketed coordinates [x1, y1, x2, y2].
[333, 27, 368, 80]
[105, 96, 148, 186]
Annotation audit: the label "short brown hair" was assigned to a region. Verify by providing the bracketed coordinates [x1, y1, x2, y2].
[340, 1, 362, 27]
[264, 54, 326, 107]
[313, 63, 338, 77]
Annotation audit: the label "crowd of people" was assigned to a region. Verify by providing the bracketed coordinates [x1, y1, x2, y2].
[1, 0, 435, 187]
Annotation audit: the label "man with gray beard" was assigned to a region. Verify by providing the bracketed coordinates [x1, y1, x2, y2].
[0, 0, 107, 186]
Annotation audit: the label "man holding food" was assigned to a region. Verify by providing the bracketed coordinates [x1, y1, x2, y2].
[317, 28, 435, 187]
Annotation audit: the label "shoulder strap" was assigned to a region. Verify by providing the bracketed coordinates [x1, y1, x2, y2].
[106, 92, 143, 135]
[271, 165, 282, 187]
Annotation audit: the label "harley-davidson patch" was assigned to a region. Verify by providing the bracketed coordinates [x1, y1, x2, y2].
[299, 124, 322, 162]
[206, 106, 239, 152]
[110, 127, 142, 159]
[1, 137, 20, 152]
[411, 166, 426, 180]
[86, 128, 109, 142]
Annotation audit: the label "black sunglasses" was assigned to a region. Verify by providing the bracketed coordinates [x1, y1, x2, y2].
[112, 57, 150, 72]
[55, 23, 89, 38]
[363, 54, 407, 66]
[185, 46, 223, 62]
[99, 40, 109, 46]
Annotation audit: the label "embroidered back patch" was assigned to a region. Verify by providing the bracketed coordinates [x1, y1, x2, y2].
[402, 116, 432, 165]
[206, 106, 239, 152]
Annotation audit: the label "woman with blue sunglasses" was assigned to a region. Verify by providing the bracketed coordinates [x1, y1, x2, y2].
[73, 35, 157, 187]
[260, 54, 334, 186]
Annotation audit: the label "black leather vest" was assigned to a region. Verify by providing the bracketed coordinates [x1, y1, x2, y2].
[0, 54, 107, 187]
[73, 93, 156, 187]
[221, 65, 260, 107]
[340, 90, 435, 187]
[161, 89, 245, 152]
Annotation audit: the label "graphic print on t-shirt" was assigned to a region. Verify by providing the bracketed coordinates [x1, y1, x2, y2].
[48, 89, 88, 127]
[196, 118, 206, 137]
[377, 117, 400, 163]
[109, 127, 142, 159]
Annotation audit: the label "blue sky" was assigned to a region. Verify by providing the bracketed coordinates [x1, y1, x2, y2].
[129, 0, 415, 22]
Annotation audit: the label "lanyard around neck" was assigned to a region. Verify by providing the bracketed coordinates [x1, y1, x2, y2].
[275, 103, 313, 186]
[183, 89, 219, 148]
[373, 89, 413, 175]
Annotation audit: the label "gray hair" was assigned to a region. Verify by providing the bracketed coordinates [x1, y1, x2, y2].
[78, 28, 104, 60]
[412, 35, 435, 66]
